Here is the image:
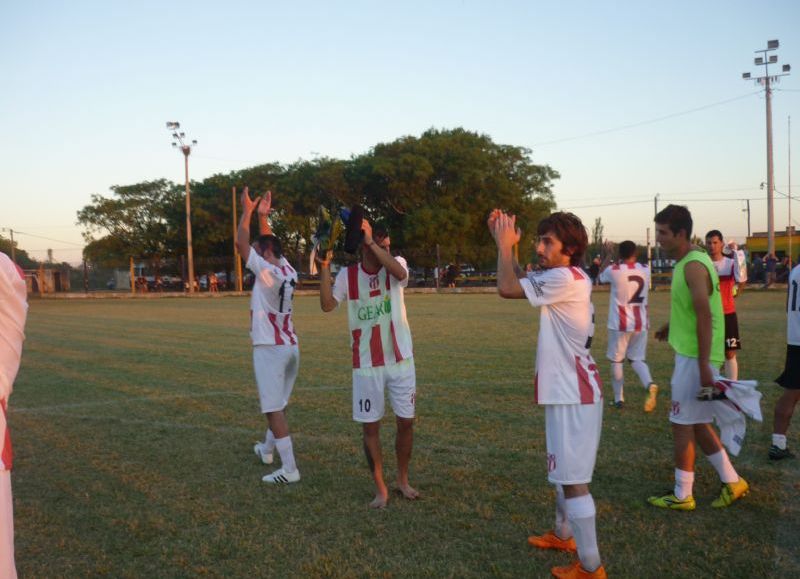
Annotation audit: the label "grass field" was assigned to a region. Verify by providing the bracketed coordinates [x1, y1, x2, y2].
[10, 290, 800, 578]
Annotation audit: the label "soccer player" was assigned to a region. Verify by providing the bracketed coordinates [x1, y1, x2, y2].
[0, 251, 27, 578]
[648, 205, 748, 510]
[598, 240, 658, 411]
[490, 210, 606, 579]
[705, 230, 745, 380]
[770, 261, 800, 460]
[236, 188, 301, 484]
[317, 219, 418, 509]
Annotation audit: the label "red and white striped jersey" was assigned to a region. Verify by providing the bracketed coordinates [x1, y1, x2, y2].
[246, 251, 298, 347]
[332, 257, 413, 369]
[0, 253, 27, 470]
[519, 266, 602, 405]
[599, 262, 650, 332]
[712, 256, 742, 315]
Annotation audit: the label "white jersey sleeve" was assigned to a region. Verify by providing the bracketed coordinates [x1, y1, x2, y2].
[598, 266, 613, 284]
[520, 267, 580, 307]
[332, 267, 348, 304]
[788, 265, 800, 345]
[394, 256, 410, 288]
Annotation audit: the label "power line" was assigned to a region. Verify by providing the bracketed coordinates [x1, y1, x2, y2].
[532, 91, 761, 147]
[5, 230, 84, 247]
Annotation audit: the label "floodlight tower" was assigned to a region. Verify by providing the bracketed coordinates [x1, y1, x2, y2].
[742, 39, 791, 257]
[166, 121, 198, 293]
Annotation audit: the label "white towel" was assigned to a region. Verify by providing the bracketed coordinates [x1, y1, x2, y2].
[710, 378, 762, 456]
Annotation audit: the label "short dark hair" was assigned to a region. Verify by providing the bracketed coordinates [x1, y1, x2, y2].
[619, 240, 637, 260]
[654, 204, 692, 239]
[537, 212, 588, 266]
[256, 234, 283, 258]
[705, 229, 723, 242]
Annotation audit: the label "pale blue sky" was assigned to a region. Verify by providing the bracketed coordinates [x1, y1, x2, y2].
[1, 0, 798, 263]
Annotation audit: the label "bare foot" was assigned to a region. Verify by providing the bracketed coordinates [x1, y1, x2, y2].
[396, 483, 419, 500]
[369, 491, 388, 509]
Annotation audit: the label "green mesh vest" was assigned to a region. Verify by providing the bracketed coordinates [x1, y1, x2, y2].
[668, 249, 725, 364]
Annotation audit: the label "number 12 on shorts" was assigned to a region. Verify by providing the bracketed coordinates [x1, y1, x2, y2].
[358, 398, 372, 412]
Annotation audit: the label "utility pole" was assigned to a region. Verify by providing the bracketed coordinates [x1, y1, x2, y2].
[790, 115, 793, 265]
[653, 193, 660, 265]
[646, 227, 652, 289]
[743, 199, 751, 238]
[232, 186, 243, 291]
[742, 39, 791, 257]
[166, 121, 198, 293]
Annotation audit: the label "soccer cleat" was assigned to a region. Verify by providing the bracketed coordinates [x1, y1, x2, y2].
[769, 445, 795, 460]
[644, 383, 658, 413]
[262, 468, 301, 484]
[608, 400, 624, 409]
[253, 442, 274, 465]
[647, 491, 696, 511]
[527, 531, 577, 552]
[711, 478, 749, 508]
[551, 561, 607, 579]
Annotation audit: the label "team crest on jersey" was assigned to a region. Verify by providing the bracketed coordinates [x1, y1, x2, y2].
[671, 401, 680, 416]
[369, 275, 380, 290]
[547, 453, 557, 472]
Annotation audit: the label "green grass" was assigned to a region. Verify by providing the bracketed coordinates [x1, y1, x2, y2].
[10, 291, 800, 578]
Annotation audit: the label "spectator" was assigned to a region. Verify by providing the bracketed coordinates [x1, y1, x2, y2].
[751, 254, 764, 284]
[588, 256, 601, 286]
[765, 253, 778, 288]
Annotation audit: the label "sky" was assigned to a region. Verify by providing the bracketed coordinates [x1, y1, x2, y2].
[1, 0, 799, 264]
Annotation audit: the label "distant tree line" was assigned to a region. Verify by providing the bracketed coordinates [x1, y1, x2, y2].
[77, 128, 559, 273]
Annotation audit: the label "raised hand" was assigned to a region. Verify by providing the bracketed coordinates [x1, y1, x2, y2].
[241, 186, 260, 214]
[315, 249, 333, 267]
[257, 190, 272, 217]
[492, 212, 521, 249]
[361, 219, 373, 245]
[487, 209, 502, 239]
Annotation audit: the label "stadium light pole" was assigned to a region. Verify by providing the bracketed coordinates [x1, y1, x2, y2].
[742, 39, 791, 258]
[166, 121, 198, 293]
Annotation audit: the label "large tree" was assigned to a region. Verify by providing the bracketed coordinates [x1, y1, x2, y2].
[349, 128, 558, 268]
[77, 179, 182, 268]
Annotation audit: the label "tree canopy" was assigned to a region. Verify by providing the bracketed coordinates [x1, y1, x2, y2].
[78, 128, 559, 271]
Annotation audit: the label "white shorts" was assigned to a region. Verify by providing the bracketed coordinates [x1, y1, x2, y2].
[669, 354, 717, 425]
[545, 402, 603, 485]
[253, 345, 299, 413]
[352, 359, 416, 423]
[606, 329, 648, 362]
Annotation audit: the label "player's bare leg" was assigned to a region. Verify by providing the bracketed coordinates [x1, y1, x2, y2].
[267, 410, 289, 439]
[395, 416, 418, 500]
[363, 421, 388, 508]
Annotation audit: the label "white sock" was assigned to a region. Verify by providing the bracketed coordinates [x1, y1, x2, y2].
[773, 433, 788, 449]
[674, 468, 694, 500]
[264, 429, 276, 453]
[706, 449, 738, 484]
[566, 494, 601, 572]
[274, 436, 297, 473]
[630, 360, 653, 388]
[554, 485, 571, 540]
[724, 357, 738, 380]
[611, 362, 624, 402]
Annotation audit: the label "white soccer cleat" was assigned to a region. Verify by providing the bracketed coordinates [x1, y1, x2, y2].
[262, 468, 301, 484]
[253, 442, 274, 465]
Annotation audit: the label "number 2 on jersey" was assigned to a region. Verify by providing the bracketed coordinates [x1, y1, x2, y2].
[628, 275, 645, 304]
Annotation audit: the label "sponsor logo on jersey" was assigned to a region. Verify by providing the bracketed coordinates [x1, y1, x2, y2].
[357, 295, 392, 321]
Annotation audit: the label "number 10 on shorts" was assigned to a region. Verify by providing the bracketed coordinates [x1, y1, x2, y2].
[358, 398, 372, 412]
